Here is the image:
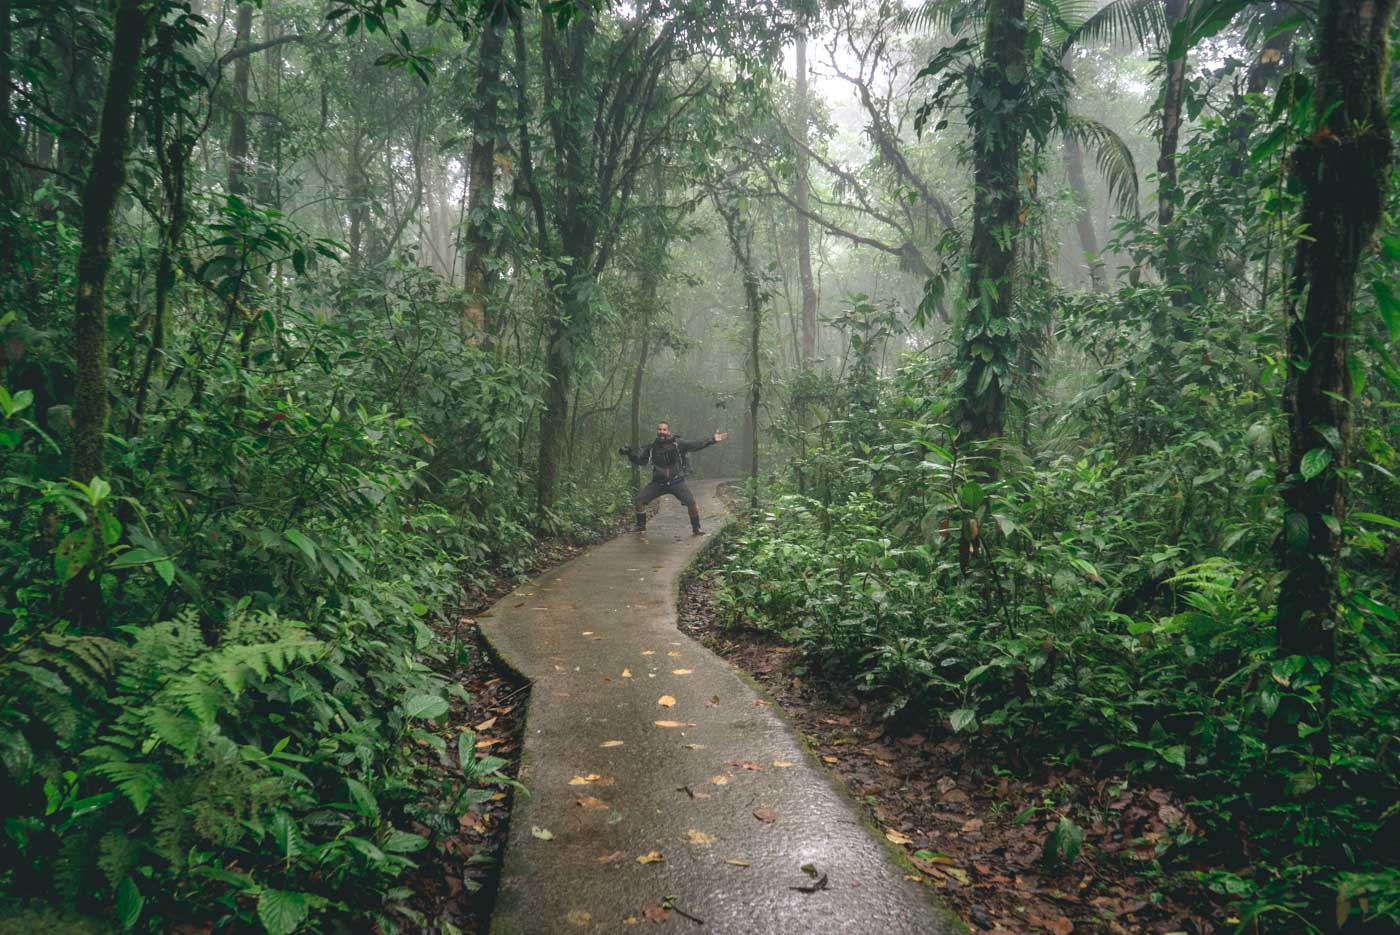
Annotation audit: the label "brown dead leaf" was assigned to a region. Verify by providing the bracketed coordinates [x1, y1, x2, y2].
[475, 737, 501, 749]
[752, 806, 777, 824]
[773, 760, 794, 768]
[474, 717, 497, 731]
[636, 850, 664, 864]
[821, 755, 839, 764]
[576, 796, 609, 810]
[885, 829, 914, 845]
[725, 859, 752, 867]
[726, 759, 762, 772]
[658, 695, 676, 708]
[595, 850, 626, 863]
[641, 903, 670, 923]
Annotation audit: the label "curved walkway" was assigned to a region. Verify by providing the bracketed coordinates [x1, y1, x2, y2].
[479, 480, 961, 934]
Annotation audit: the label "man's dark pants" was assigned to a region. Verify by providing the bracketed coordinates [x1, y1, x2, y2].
[635, 479, 701, 532]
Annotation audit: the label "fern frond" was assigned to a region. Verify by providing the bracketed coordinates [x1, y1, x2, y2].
[90, 760, 163, 815]
[1063, 114, 1140, 216]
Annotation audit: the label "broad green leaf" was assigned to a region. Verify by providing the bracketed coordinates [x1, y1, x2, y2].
[258, 889, 310, 935]
[1299, 447, 1332, 481]
[284, 529, 317, 563]
[1352, 511, 1400, 529]
[949, 708, 977, 733]
[117, 877, 144, 930]
[402, 693, 448, 720]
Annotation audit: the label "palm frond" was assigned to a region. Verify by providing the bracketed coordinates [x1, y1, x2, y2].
[898, 0, 985, 38]
[1063, 114, 1140, 216]
[1057, 0, 1166, 56]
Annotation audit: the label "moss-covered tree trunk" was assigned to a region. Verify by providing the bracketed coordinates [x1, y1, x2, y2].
[954, 0, 1026, 460]
[72, 0, 149, 483]
[1155, 0, 1187, 299]
[1272, 0, 1399, 752]
[462, 14, 505, 343]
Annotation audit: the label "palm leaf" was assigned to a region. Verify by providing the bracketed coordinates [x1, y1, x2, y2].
[1063, 114, 1140, 216]
[1057, 0, 1166, 56]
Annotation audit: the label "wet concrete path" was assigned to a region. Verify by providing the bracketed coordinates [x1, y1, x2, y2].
[479, 480, 961, 934]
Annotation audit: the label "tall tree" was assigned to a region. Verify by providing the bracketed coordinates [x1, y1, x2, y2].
[72, 0, 150, 483]
[1272, 0, 1399, 751]
[953, 0, 1027, 458]
[793, 31, 817, 361]
[461, 6, 506, 342]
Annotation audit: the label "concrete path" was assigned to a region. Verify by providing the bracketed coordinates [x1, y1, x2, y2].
[479, 480, 961, 934]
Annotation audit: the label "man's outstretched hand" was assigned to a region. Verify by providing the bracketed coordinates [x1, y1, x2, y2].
[712, 431, 730, 443]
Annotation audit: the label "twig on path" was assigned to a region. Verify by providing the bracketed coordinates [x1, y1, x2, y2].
[661, 896, 705, 925]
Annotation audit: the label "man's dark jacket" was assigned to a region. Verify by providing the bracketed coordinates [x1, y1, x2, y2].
[627, 435, 715, 485]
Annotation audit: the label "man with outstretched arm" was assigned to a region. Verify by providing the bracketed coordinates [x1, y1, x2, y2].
[620, 421, 729, 535]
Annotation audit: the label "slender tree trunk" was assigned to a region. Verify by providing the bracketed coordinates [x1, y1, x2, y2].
[955, 0, 1026, 461]
[793, 32, 817, 361]
[1271, 0, 1399, 753]
[1064, 133, 1104, 290]
[747, 262, 761, 512]
[228, 3, 254, 199]
[72, 0, 149, 483]
[462, 16, 505, 342]
[0, 0, 14, 195]
[1156, 0, 1188, 292]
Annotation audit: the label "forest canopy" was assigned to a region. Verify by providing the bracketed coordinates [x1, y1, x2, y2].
[1, 0, 1399, 932]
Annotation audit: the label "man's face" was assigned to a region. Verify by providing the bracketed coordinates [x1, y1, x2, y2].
[657, 422, 671, 439]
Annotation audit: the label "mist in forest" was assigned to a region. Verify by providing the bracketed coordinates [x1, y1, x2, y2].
[2, 1, 1399, 933]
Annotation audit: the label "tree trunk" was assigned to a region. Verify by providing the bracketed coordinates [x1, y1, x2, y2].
[227, 3, 254, 199]
[462, 17, 505, 343]
[1064, 133, 1104, 290]
[1155, 0, 1188, 290]
[954, 0, 1026, 460]
[72, 0, 148, 483]
[1271, 0, 1399, 753]
[747, 262, 761, 512]
[535, 299, 574, 511]
[794, 32, 817, 361]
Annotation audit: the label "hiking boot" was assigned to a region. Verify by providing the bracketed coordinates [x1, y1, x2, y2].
[692, 527, 703, 537]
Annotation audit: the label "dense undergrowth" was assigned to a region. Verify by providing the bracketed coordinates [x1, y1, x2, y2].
[715, 293, 1400, 932]
[0, 199, 627, 932]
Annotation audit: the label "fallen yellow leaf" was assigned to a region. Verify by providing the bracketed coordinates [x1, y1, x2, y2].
[773, 761, 794, 768]
[581, 631, 594, 636]
[474, 717, 497, 731]
[725, 859, 752, 867]
[641, 650, 655, 656]
[710, 775, 728, 785]
[568, 774, 602, 785]
[658, 695, 676, 708]
[621, 668, 632, 678]
[654, 720, 693, 728]
[576, 796, 609, 810]
[601, 740, 625, 748]
[685, 829, 716, 845]
[672, 669, 693, 675]
[885, 829, 914, 845]
[667, 651, 682, 657]
[636, 850, 664, 864]
[567, 909, 591, 927]
[821, 755, 838, 764]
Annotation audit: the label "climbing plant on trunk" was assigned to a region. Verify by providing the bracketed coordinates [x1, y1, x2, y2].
[1271, 0, 1399, 753]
